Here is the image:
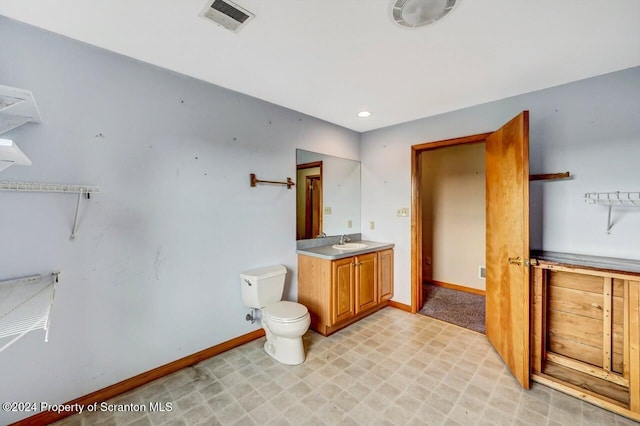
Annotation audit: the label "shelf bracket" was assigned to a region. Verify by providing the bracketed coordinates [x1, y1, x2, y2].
[71, 192, 83, 240]
[607, 205, 613, 234]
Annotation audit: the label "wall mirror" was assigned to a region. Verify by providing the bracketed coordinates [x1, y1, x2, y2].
[296, 149, 361, 240]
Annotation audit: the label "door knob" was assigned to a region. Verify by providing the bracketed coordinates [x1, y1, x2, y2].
[508, 256, 522, 266]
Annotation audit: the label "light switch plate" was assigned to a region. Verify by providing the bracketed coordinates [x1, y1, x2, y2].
[370, 221, 375, 230]
[324, 206, 332, 214]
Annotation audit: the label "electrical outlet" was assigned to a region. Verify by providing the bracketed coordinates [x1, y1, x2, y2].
[347, 220, 352, 228]
[396, 208, 409, 217]
[369, 221, 375, 230]
[479, 266, 486, 279]
[324, 206, 332, 214]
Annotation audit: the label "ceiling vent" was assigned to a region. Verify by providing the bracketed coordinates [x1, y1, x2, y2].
[200, 0, 254, 32]
[390, 0, 458, 28]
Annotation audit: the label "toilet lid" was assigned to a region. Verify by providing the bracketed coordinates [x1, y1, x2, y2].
[263, 301, 308, 322]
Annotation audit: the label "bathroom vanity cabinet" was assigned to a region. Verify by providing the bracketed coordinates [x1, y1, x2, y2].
[298, 248, 394, 336]
[530, 251, 640, 421]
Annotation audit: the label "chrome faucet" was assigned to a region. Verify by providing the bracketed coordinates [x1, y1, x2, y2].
[317, 232, 327, 238]
[339, 234, 351, 245]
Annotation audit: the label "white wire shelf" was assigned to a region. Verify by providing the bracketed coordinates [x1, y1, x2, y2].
[0, 272, 59, 353]
[584, 191, 640, 206]
[0, 85, 41, 136]
[584, 191, 640, 234]
[0, 180, 100, 194]
[0, 181, 100, 239]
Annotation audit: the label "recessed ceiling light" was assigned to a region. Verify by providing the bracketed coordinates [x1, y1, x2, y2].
[357, 111, 372, 118]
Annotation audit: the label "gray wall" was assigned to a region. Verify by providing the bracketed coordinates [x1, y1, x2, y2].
[0, 18, 360, 423]
[361, 67, 640, 304]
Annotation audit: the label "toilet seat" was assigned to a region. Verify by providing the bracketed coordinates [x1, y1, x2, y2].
[263, 301, 308, 323]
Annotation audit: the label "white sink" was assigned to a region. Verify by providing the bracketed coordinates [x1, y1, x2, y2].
[332, 243, 368, 250]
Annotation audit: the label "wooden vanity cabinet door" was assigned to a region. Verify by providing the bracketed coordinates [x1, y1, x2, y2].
[331, 257, 356, 324]
[378, 249, 394, 303]
[355, 252, 378, 313]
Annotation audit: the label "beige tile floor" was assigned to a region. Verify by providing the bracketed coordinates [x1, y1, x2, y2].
[54, 308, 639, 426]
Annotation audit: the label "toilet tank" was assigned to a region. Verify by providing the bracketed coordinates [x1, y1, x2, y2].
[240, 264, 287, 308]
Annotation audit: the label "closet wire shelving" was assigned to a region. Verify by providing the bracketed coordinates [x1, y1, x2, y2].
[584, 191, 640, 234]
[0, 272, 59, 353]
[1, 85, 101, 240]
[0, 85, 41, 135]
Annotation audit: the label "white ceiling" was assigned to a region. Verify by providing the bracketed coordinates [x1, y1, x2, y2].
[1, 0, 639, 132]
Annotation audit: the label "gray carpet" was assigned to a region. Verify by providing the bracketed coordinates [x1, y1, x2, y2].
[419, 283, 486, 334]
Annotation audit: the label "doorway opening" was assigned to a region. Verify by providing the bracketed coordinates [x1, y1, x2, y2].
[296, 161, 323, 240]
[410, 132, 491, 312]
[416, 141, 487, 333]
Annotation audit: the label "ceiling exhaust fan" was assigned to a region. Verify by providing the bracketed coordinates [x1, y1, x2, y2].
[390, 0, 459, 28]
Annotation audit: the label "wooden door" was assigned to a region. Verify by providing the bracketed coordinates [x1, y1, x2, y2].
[332, 257, 355, 324]
[378, 249, 394, 303]
[486, 111, 531, 389]
[356, 253, 378, 313]
[304, 175, 322, 239]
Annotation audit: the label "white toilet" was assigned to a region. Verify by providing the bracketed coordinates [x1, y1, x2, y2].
[240, 265, 311, 365]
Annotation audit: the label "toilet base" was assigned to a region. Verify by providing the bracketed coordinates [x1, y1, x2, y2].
[264, 336, 306, 365]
